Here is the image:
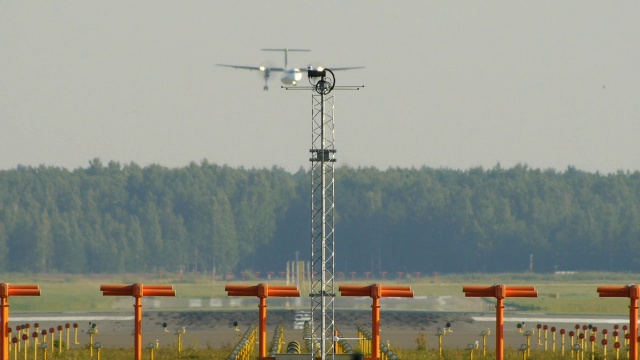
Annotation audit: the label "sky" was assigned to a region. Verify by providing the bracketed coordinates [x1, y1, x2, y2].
[2, 2, 639, 174]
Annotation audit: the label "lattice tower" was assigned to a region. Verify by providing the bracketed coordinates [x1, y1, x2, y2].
[309, 92, 336, 360]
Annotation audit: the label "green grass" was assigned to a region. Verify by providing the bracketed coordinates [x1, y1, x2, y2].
[0, 273, 233, 312]
[3, 272, 635, 359]
[11, 347, 617, 360]
[394, 272, 637, 314]
[395, 347, 613, 360]
[9, 346, 232, 360]
[1, 271, 638, 314]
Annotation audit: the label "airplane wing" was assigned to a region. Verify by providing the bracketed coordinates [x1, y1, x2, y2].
[326, 66, 365, 71]
[300, 66, 364, 71]
[217, 64, 285, 72]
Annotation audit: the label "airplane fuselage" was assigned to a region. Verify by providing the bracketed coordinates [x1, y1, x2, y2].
[281, 68, 303, 86]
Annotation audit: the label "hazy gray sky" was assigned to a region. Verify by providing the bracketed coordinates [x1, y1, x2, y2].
[2, 2, 639, 174]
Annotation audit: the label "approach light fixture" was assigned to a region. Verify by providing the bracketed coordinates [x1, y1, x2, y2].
[307, 67, 326, 79]
[307, 66, 335, 94]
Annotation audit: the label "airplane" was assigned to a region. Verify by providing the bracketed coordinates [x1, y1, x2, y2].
[217, 48, 364, 91]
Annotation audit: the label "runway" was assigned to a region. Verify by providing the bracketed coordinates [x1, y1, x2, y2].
[5, 310, 632, 351]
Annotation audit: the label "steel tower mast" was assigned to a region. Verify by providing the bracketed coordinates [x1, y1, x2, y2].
[285, 69, 361, 360]
[309, 85, 336, 359]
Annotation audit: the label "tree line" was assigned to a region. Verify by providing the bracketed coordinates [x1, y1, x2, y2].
[0, 159, 638, 275]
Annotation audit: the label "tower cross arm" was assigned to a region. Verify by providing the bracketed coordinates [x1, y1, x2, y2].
[339, 284, 414, 298]
[225, 283, 300, 298]
[463, 284, 537, 299]
[598, 285, 640, 299]
[100, 283, 175, 297]
[0, 283, 41, 297]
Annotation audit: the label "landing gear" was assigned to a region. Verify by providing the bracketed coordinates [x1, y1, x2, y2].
[262, 70, 271, 91]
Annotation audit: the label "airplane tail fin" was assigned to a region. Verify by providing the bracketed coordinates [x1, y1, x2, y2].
[261, 48, 310, 68]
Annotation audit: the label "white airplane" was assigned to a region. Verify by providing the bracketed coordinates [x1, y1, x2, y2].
[217, 48, 364, 91]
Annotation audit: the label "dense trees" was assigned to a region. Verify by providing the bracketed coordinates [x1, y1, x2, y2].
[0, 160, 296, 274]
[0, 160, 639, 275]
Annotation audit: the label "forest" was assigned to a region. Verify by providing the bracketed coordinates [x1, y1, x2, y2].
[0, 158, 639, 276]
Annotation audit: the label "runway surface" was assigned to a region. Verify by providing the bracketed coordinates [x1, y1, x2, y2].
[8, 310, 631, 351]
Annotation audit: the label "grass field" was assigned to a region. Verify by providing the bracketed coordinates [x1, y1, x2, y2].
[1, 271, 636, 314]
[1, 271, 635, 360]
[5, 347, 615, 360]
